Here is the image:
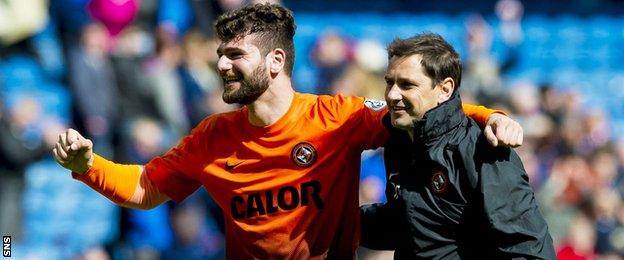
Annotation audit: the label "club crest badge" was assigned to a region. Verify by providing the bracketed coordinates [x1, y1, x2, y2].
[430, 169, 449, 194]
[291, 142, 317, 168]
[364, 99, 386, 111]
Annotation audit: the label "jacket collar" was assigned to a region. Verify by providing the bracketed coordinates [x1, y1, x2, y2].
[412, 91, 465, 142]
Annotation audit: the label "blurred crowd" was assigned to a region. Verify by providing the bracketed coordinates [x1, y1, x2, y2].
[0, 0, 623, 259]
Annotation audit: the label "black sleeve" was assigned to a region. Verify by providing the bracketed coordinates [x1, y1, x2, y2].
[478, 148, 556, 259]
[360, 202, 398, 250]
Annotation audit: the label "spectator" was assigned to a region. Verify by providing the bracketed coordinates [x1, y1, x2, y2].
[164, 192, 225, 260]
[178, 30, 229, 125]
[556, 214, 597, 259]
[68, 23, 119, 158]
[460, 14, 508, 106]
[332, 39, 387, 99]
[144, 25, 189, 138]
[0, 0, 48, 46]
[110, 26, 158, 121]
[311, 30, 351, 94]
[0, 97, 53, 241]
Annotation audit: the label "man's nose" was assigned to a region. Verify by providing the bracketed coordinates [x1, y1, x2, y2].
[386, 84, 402, 102]
[217, 56, 232, 74]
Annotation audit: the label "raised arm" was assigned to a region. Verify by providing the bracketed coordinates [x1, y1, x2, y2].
[52, 128, 170, 209]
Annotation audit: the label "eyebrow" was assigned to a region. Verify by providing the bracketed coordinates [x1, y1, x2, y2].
[217, 46, 245, 56]
[385, 76, 417, 85]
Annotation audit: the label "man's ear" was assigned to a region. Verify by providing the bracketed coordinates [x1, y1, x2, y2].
[267, 48, 286, 76]
[437, 77, 455, 104]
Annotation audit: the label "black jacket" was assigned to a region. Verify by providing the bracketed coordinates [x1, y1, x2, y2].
[360, 93, 555, 259]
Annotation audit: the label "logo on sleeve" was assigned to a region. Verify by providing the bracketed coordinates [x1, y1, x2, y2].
[225, 160, 244, 171]
[291, 142, 317, 168]
[364, 99, 386, 111]
[431, 170, 449, 194]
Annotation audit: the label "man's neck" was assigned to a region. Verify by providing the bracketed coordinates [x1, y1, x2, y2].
[247, 78, 295, 127]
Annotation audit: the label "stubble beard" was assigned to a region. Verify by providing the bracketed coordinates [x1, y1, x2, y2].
[222, 64, 270, 105]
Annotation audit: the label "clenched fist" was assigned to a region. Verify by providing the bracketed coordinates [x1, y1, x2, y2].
[484, 113, 523, 148]
[51, 128, 94, 174]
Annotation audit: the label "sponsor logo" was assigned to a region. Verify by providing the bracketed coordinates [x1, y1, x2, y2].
[431, 170, 449, 194]
[364, 99, 386, 111]
[230, 180, 324, 219]
[291, 142, 317, 168]
[225, 160, 244, 171]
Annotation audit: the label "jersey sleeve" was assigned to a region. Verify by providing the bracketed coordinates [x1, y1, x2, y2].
[461, 103, 504, 127]
[330, 95, 389, 150]
[72, 154, 141, 204]
[145, 119, 212, 203]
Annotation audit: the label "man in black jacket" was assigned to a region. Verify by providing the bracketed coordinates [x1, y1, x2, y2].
[360, 33, 555, 259]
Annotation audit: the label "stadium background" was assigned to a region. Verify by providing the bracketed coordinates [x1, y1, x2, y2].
[0, 0, 623, 259]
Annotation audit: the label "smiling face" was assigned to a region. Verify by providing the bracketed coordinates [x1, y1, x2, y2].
[384, 54, 449, 131]
[217, 34, 271, 105]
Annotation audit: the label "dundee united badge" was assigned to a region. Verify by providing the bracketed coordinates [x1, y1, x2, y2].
[431, 169, 449, 194]
[291, 142, 317, 167]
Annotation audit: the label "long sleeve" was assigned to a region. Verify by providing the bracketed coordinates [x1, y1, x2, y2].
[72, 154, 143, 204]
[479, 148, 556, 259]
[462, 103, 503, 127]
[72, 154, 170, 209]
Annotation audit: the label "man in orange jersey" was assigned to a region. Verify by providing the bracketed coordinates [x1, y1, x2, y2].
[52, 3, 522, 259]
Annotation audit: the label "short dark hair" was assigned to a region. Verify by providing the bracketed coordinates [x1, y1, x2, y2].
[215, 3, 296, 76]
[388, 33, 461, 89]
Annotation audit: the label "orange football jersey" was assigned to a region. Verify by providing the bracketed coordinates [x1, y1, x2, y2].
[145, 92, 494, 259]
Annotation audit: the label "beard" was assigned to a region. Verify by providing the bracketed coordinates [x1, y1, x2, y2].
[222, 64, 270, 105]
